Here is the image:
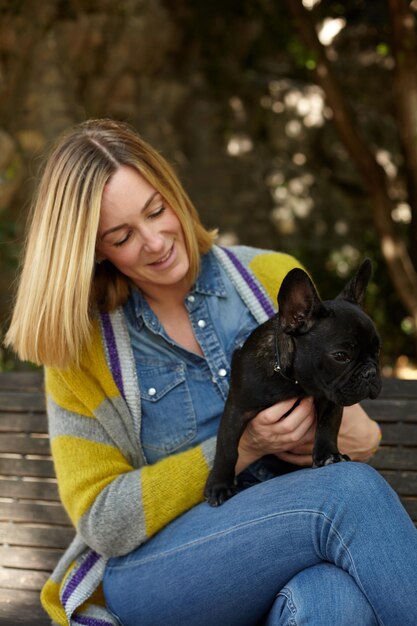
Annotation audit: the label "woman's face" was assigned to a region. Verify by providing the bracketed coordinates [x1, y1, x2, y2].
[96, 166, 190, 297]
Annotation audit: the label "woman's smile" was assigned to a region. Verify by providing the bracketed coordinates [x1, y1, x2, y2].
[146, 243, 176, 269]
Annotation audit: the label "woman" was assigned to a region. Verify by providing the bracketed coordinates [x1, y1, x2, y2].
[5, 118, 417, 626]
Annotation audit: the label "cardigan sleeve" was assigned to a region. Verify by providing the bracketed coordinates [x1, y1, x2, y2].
[46, 367, 216, 558]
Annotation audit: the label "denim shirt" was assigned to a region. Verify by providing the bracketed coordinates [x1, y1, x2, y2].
[123, 250, 258, 464]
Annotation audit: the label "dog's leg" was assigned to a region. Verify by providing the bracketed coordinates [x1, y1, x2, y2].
[312, 399, 350, 468]
[205, 393, 256, 507]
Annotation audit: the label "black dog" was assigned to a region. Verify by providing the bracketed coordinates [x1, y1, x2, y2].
[205, 259, 382, 506]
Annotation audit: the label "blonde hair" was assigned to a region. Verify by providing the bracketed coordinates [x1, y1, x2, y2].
[5, 119, 217, 368]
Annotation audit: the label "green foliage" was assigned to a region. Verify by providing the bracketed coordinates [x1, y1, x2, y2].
[0, 207, 23, 371]
[0, 217, 21, 269]
[288, 37, 317, 71]
[376, 43, 390, 56]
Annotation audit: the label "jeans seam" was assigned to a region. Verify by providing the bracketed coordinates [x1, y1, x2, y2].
[105, 602, 124, 625]
[276, 589, 298, 626]
[319, 520, 385, 626]
[324, 520, 364, 596]
[108, 509, 341, 571]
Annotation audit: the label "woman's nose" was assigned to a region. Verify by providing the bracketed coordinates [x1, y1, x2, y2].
[141, 226, 164, 253]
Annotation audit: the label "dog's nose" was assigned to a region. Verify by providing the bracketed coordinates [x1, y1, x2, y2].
[363, 365, 377, 380]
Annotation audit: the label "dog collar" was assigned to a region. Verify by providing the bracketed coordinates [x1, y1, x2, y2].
[273, 317, 299, 385]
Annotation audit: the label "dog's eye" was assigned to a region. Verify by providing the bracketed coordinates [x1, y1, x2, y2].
[332, 351, 350, 363]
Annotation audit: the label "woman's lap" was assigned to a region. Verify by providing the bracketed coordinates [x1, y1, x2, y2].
[103, 463, 417, 626]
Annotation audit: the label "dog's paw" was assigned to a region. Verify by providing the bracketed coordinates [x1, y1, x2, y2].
[313, 453, 351, 468]
[204, 482, 237, 507]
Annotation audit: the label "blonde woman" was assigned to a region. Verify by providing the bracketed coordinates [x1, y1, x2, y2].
[6, 119, 417, 626]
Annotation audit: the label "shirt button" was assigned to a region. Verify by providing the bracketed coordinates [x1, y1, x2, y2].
[148, 387, 156, 396]
[187, 295, 195, 302]
[218, 368, 227, 377]
[197, 319, 206, 328]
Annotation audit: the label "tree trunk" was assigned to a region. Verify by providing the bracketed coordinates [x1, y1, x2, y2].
[285, 0, 417, 330]
[388, 0, 417, 266]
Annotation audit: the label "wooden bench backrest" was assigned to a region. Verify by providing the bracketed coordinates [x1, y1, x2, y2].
[363, 378, 417, 523]
[0, 372, 73, 625]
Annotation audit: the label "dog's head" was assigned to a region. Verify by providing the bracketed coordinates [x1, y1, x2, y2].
[276, 259, 382, 405]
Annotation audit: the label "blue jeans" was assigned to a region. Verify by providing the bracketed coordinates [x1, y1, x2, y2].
[103, 463, 417, 625]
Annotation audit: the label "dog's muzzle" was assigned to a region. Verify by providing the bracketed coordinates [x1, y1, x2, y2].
[362, 364, 381, 399]
[329, 362, 381, 405]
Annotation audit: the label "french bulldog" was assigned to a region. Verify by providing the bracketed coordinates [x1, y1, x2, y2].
[205, 259, 382, 506]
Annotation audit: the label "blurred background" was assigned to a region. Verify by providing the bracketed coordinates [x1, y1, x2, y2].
[1, 0, 417, 377]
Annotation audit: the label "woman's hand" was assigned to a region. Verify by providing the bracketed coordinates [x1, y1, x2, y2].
[236, 399, 382, 474]
[236, 397, 316, 474]
[337, 404, 382, 462]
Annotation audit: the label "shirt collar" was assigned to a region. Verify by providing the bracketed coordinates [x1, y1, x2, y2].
[193, 250, 227, 298]
[128, 249, 227, 325]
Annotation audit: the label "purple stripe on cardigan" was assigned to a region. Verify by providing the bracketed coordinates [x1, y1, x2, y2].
[62, 550, 101, 606]
[73, 615, 114, 626]
[100, 312, 125, 399]
[221, 247, 276, 318]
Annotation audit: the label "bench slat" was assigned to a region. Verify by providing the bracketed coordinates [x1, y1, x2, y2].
[0, 522, 74, 549]
[0, 457, 55, 478]
[0, 413, 47, 433]
[379, 470, 417, 496]
[0, 372, 44, 392]
[0, 434, 51, 455]
[0, 545, 63, 572]
[362, 398, 417, 423]
[402, 498, 417, 520]
[0, 392, 45, 412]
[370, 447, 417, 471]
[0, 566, 48, 591]
[0, 587, 49, 626]
[376, 378, 417, 398]
[378, 423, 417, 445]
[0, 502, 71, 525]
[0, 479, 59, 501]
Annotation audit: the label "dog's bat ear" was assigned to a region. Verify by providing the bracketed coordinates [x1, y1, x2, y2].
[277, 268, 323, 333]
[337, 258, 372, 305]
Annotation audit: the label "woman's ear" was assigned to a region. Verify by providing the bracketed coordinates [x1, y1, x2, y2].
[95, 251, 106, 264]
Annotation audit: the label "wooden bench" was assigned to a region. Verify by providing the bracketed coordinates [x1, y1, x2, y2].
[0, 372, 73, 626]
[0, 372, 416, 625]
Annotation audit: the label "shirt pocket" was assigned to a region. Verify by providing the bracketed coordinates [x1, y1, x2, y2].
[138, 363, 197, 462]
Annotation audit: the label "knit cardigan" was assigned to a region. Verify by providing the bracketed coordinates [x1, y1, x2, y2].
[41, 245, 301, 626]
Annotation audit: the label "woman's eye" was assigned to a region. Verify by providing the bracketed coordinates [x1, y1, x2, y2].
[333, 351, 350, 363]
[114, 231, 132, 247]
[149, 205, 165, 219]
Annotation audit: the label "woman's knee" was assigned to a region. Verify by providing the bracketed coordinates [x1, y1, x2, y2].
[317, 461, 396, 510]
[266, 563, 378, 626]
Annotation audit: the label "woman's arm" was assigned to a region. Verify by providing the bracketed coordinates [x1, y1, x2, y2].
[46, 371, 217, 559]
[236, 398, 381, 472]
